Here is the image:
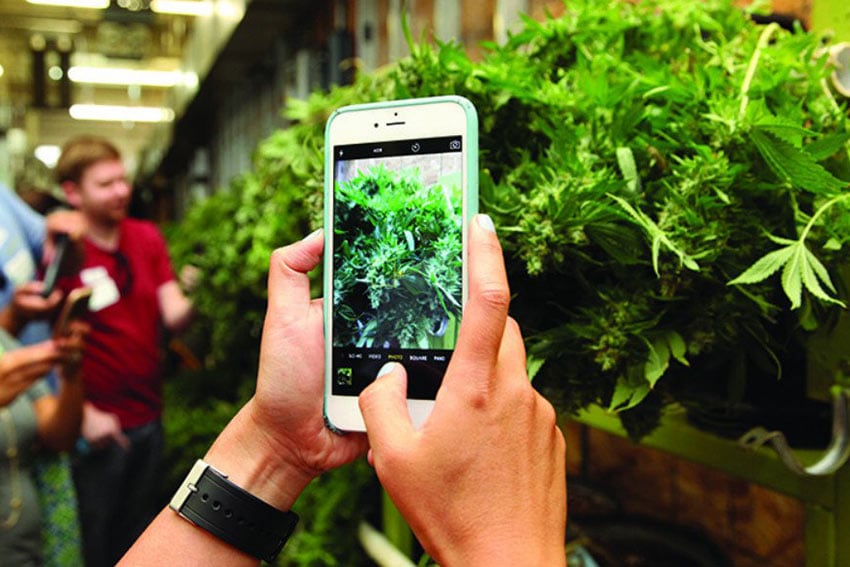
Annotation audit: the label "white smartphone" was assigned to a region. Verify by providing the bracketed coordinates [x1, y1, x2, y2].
[323, 95, 479, 432]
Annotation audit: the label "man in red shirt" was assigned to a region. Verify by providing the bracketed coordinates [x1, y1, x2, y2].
[56, 136, 194, 567]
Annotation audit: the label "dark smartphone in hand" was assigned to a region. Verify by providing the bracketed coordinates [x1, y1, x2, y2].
[42, 233, 70, 298]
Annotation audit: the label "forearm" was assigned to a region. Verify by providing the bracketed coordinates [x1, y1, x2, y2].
[164, 298, 194, 334]
[38, 375, 85, 451]
[119, 399, 313, 566]
[159, 280, 194, 333]
[0, 306, 24, 336]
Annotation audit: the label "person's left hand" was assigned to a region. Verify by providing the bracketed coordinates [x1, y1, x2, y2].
[12, 281, 63, 323]
[0, 282, 64, 336]
[253, 229, 368, 473]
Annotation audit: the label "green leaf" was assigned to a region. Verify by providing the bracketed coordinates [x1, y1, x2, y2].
[616, 146, 641, 193]
[644, 338, 670, 388]
[781, 246, 804, 309]
[526, 354, 545, 382]
[799, 247, 846, 308]
[609, 377, 651, 412]
[608, 193, 700, 276]
[806, 133, 850, 162]
[728, 245, 795, 285]
[825, 238, 842, 251]
[749, 128, 848, 194]
[667, 331, 689, 367]
[651, 234, 662, 276]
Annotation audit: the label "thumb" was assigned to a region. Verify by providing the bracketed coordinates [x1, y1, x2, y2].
[112, 430, 132, 451]
[359, 363, 415, 453]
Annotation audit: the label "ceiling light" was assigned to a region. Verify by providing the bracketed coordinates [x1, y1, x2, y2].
[35, 145, 62, 168]
[27, 0, 109, 8]
[68, 66, 184, 87]
[69, 104, 176, 123]
[0, 64, 4, 79]
[149, 0, 214, 16]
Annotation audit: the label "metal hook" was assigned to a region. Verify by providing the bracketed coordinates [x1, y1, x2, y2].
[737, 388, 850, 476]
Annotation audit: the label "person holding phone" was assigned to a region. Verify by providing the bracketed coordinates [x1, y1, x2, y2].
[1, 182, 86, 356]
[119, 216, 567, 566]
[54, 135, 195, 567]
[0, 261, 89, 566]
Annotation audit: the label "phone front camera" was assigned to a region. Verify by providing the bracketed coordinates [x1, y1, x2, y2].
[374, 123, 378, 128]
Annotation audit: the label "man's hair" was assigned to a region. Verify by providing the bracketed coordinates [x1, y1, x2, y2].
[55, 136, 122, 185]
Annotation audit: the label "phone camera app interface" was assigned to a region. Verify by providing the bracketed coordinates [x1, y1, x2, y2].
[332, 136, 463, 399]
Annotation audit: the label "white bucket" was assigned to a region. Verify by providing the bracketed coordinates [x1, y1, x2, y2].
[829, 42, 850, 98]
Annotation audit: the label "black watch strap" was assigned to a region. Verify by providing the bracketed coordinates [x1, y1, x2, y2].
[169, 459, 299, 562]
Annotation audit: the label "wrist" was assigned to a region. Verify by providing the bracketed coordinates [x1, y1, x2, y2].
[204, 400, 314, 511]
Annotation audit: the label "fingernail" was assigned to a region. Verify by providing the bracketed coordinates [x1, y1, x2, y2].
[477, 214, 496, 233]
[304, 228, 323, 241]
[376, 362, 397, 378]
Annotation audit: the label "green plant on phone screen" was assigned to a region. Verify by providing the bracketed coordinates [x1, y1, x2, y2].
[333, 164, 462, 350]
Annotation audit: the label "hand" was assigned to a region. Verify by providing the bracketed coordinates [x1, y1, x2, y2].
[55, 320, 90, 381]
[44, 209, 86, 274]
[178, 264, 201, 293]
[204, 229, 368, 509]
[0, 341, 62, 406]
[0, 282, 64, 335]
[81, 403, 131, 451]
[12, 281, 63, 323]
[359, 215, 567, 567]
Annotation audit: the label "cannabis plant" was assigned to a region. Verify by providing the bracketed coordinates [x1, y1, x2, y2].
[169, 0, 850, 448]
[333, 165, 462, 349]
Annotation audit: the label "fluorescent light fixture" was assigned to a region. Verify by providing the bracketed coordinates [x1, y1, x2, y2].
[69, 104, 175, 123]
[68, 66, 184, 87]
[0, 64, 4, 78]
[27, 0, 109, 8]
[150, 0, 213, 16]
[35, 145, 62, 168]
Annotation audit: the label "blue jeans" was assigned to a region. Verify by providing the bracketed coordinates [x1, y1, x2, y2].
[72, 419, 164, 567]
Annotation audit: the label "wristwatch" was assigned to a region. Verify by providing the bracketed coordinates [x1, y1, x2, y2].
[170, 459, 299, 562]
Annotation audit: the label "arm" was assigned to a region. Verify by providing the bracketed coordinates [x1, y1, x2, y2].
[32, 320, 88, 451]
[359, 215, 568, 567]
[157, 280, 194, 333]
[2, 185, 46, 259]
[120, 229, 368, 566]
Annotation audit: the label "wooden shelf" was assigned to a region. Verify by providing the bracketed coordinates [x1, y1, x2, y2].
[572, 404, 836, 506]
[571, 404, 850, 567]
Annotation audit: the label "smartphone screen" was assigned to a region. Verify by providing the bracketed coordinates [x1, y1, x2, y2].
[331, 135, 464, 399]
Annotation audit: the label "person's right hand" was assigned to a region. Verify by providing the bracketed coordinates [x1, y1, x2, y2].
[0, 341, 62, 406]
[81, 403, 131, 451]
[44, 209, 87, 275]
[359, 215, 567, 567]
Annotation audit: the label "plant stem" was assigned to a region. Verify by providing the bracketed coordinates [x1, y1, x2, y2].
[799, 193, 850, 243]
[738, 23, 780, 124]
